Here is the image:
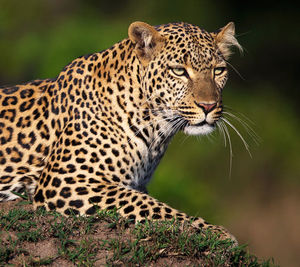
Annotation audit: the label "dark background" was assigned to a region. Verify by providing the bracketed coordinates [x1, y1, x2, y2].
[0, 0, 299, 265]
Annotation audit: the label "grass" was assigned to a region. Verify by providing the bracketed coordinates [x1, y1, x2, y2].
[0, 200, 277, 266]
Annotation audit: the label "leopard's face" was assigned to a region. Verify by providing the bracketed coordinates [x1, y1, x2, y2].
[130, 22, 240, 136]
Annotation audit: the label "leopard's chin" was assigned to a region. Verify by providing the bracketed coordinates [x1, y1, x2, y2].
[183, 122, 215, 136]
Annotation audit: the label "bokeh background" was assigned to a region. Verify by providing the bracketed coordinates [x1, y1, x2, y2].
[0, 0, 299, 265]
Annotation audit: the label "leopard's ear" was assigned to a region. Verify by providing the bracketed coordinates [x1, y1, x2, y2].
[128, 21, 165, 66]
[214, 22, 242, 59]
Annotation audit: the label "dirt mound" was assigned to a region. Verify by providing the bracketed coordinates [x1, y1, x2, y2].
[0, 199, 272, 266]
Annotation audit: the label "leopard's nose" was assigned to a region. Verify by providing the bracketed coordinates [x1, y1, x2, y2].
[195, 102, 217, 114]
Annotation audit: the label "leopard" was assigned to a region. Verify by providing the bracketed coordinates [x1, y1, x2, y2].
[0, 21, 242, 242]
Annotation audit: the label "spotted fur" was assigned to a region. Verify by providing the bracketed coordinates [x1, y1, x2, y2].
[0, 21, 241, 242]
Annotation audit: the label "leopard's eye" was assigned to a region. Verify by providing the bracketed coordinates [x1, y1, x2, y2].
[171, 67, 187, 77]
[214, 67, 226, 76]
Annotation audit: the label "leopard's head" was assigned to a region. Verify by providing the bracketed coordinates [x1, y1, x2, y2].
[129, 21, 241, 135]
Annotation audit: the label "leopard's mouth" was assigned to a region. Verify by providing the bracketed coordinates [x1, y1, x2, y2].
[183, 120, 216, 136]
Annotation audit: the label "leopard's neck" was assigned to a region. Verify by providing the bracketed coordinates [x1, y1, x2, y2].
[50, 39, 179, 190]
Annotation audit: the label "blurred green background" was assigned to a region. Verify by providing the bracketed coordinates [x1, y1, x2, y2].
[0, 0, 299, 265]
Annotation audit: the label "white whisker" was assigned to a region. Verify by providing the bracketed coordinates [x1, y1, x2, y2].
[179, 133, 190, 146]
[223, 110, 260, 145]
[220, 120, 233, 177]
[127, 115, 176, 145]
[222, 118, 252, 158]
[217, 121, 227, 147]
[225, 61, 245, 81]
[148, 117, 179, 150]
